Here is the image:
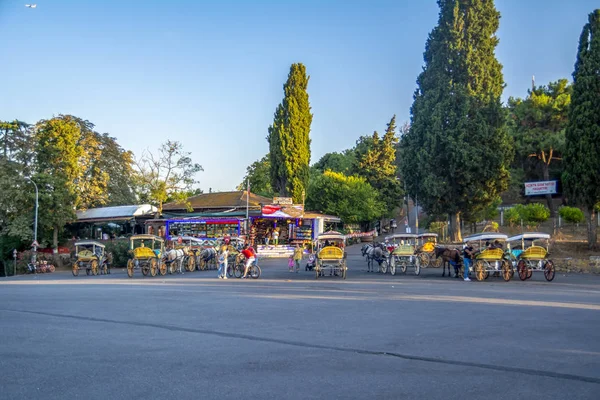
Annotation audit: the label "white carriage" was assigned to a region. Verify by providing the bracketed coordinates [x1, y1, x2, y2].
[385, 233, 420, 275]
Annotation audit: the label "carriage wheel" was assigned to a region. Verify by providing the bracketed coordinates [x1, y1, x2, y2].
[526, 267, 533, 280]
[475, 261, 486, 281]
[517, 260, 528, 281]
[380, 259, 388, 274]
[159, 261, 167, 276]
[544, 260, 555, 282]
[198, 258, 207, 271]
[501, 260, 512, 282]
[141, 265, 150, 276]
[433, 256, 443, 268]
[389, 262, 396, 276]
[90, 260, 99, 275]
[72, 262, 80, 276]
[418, 253, 430, 268]
[48, 264, 56, 273]
[226, 265, 233, 278]
[127, 259, 134, 278]
[186, 256, 195, 272]
[149, 258, 158, 277]
[400, 261, 407, 274]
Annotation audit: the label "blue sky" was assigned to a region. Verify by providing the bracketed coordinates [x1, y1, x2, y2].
[0, 0, 597, 192]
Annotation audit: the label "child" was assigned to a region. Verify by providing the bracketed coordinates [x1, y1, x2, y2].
[288, 255, 294, 272]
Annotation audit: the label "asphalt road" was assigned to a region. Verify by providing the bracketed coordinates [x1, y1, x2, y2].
[1, 245, 599, 400]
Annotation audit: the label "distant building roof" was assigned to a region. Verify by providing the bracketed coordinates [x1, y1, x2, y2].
[162, 191, 272, 211]
[302, 212, 341, 222]
[76, 204, 157, 222]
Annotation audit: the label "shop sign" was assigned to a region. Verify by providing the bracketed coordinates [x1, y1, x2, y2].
[524, 181, 557, 196]
[273, 197, 293, 205]
[262, 204, 304, 218]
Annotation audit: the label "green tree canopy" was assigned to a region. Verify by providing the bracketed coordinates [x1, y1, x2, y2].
[563, 9, 600, 249]
[237, 155, 274, 198]
[306, 170, 385, 223]
[268, 63, 313, 203]
[508, 79, 571, 215]
[311, 151, 355, 175]
[400, 0, 512, 241]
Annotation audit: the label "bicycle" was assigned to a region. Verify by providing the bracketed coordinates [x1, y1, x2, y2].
[232, 255, 261, 279]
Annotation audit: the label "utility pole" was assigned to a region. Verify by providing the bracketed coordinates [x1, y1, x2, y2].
[26, 178, 39, 264]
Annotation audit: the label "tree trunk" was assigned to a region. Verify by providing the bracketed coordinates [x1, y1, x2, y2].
[587, 208, 598, 250]
[53, 226, 59, 249]
[542, 164, 555, 217]
[449, 212, 462, 243]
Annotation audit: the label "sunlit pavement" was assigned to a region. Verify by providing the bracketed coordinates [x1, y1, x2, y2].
[1, 245, 599, 399]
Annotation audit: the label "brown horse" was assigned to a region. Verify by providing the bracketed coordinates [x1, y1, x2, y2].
[434, 246, 463, 278]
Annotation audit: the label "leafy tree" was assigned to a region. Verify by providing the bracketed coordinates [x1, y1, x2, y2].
[400, 0, 512, 242]
[354, 116, 403, 216]
[306, 170, 385, 223]
[312, 151, 355, 175]
[267, 63, 313, 203]
[508, 79, 572, 215]
[34, 116, 83, 247]
[237, 155, 274, 198]
[134, 140, 203, 214]
[563, 9, 600, 249]
[97, 133, 137, 206]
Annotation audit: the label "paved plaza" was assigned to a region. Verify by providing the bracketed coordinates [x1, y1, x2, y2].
[1, 245, 599, 399]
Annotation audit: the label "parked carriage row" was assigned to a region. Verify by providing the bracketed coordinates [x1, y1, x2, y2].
[364, 232, 555, 282]
[71, 235, 248, 278]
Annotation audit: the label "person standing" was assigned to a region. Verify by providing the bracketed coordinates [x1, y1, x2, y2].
[463, 243, 474, 282]
[264, 228, 271, 246]
[272, 227, 279, 246]
[293, 243, 304, 273]
[218, 243, 229, 279]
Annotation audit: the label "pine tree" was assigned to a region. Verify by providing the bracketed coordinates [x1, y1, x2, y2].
[267, 63, 313, 203]
[563, 9, 600, 249]
[357, 116, 403, 216]
[400, 0, 511, 241]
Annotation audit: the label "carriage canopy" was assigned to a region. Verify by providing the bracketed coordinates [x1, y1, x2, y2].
[463, 233, 508, 244]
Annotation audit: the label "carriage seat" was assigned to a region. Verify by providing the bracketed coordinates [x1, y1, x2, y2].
[520, 246, 547, 260]
[134, 247, 156, 259]
[393, 245, 415, 256]
[318, 246, 344, 260]
[421, 242, 435, 253]
[77, 250, 96, 261]
[476, 248, 504, 260]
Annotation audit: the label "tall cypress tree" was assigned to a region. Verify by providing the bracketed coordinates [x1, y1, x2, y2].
[267, 63, 313, 203]
[563, 10, 600, 249]
[400, 0, 511, 241]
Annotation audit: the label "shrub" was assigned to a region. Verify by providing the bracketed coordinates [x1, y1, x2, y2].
[559, 206, 585, 224]
[505, 203, 551, 227]
[104, 240, 130, 268]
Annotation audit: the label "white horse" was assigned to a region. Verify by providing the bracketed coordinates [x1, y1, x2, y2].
[365, 242, 388, 272]
[165, 248, 186, 274]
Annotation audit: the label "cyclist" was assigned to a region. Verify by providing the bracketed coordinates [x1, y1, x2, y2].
[240, 243, 257, 279]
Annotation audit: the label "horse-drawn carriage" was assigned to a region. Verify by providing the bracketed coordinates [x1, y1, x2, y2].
[463, 233, 512, 282]
[416, 233, 442, 268]
[315, 232, 347, 279]
[386, 234, 420, 275]
[507, 233, 555, 282]
[127, 235, 166, 278]
[72, 240, 111, 276]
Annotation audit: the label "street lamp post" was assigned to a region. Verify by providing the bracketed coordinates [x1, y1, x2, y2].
[26, 178, 39, 264]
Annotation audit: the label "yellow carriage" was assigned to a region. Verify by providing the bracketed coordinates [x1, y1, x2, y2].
[416, 233, 443, 268]
[315, 232, 347, 279]
[507, 233, 554, 282]
[386, 234, 420, 275]
[127, 235, 166, 278]
[463, 233, 512, 282]
[72, 241, 110, 276]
